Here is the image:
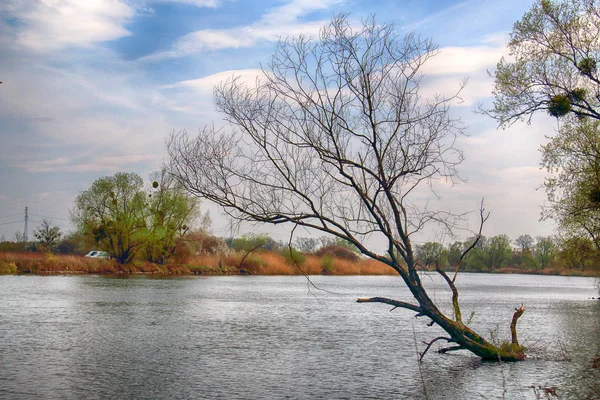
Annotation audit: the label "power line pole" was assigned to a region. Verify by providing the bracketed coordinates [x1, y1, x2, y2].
[24, 206, 28, 242]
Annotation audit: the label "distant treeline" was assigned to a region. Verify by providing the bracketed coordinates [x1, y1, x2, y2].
[1, 230, 600, 276]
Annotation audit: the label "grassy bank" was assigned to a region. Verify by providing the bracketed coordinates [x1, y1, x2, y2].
[0, 251, 396, 276]
[1, 251, 599, 277]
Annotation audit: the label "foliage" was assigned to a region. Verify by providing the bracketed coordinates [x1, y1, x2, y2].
[56, 231, 88, 255]
[534, 236, 557, 269]
[490, 0, 600, 126]
[519, 253, 541, 270]
[144, 169, 199, 264]
[321, 254, 335, 273]
[541, 119, 600, 250]
[465, 235, 512, 271]
[71, 172, 148, 264]
[71, 171, 198, 264]
[0, 240, 27, 253]
[32, 219, 62, 253]
[415, 242, 448, 267]
[558, 236, 600, 270]
[446, 241, 464, 267]
[281, 247, 306, 266]
[230, 233, 270, 253]
[314, 244, 360, 262]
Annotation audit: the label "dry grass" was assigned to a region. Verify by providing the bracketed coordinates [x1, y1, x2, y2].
[359, 259, 396, 275]
[14, 250, 593, 277]
[152, 249, 395, 276]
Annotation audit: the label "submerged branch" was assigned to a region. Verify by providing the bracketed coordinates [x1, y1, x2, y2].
[438, 345, 464, 354]
[419, 336, 453, 361]
[357, 297, 422, 313]
[510, 304, 526, 346]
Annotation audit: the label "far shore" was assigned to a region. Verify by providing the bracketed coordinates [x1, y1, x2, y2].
[1, 251, 599, 278]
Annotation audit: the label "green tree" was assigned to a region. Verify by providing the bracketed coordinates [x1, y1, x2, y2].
[534, 236, 557, 269]
[558, 236, 600, 270]
[468, 235, 512, 271]
[492, 0, 600, 254]
[72, 172, 148, 264]
[145, 170, 199, 264]
[541, 119, 600, 250]
[416, 242, 448, 267]
[168, 16, 527, 360]
[231, 233, 271, 268]
[446, 241, 464, 267]
[491, 0, 600, 125]
[32, 219, 62, 252]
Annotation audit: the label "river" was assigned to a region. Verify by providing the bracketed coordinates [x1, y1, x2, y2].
[0, 274, 598, 399]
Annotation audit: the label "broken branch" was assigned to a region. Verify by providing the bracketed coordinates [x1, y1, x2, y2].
[357, 297, 422, 314]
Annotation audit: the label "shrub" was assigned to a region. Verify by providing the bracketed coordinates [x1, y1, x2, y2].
[315, 244, 360, 262]
[321, 254, 334, 274]
[282, 248, 306, 266]
[0, 261, 17, 274]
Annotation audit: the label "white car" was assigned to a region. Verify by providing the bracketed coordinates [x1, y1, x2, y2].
[84, 250, 111, 259]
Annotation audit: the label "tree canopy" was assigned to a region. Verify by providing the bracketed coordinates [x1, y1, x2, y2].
[71, 172, 198, 264]
[541, 119, 600, 249]
[492, 0, 600, 254]
[32, 219, 62, 253]
[491, 0, 600, 126]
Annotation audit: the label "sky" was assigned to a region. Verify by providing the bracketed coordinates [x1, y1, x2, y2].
[0, 0, 559, 249]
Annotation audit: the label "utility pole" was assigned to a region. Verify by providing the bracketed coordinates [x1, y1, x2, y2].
[24, 206, 28, 242]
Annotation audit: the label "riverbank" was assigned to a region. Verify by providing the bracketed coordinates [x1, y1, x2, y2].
[2, 251, 599, 277]
[0, 251, 398, 276]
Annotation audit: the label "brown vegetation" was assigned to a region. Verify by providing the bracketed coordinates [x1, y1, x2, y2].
[0, 250, 395, 276]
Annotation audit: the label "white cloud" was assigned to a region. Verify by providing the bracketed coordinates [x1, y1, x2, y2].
[19, 154, 159, 173]
[416, 43, 510, 107]
[141, 0, 343, 61]
[164, 69, 265, 93]
[422, 45, 507, 76]
[153, 0, 221, 7]
[9, 0, 134, 52]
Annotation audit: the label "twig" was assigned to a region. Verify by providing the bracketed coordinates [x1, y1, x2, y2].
[419, 336, 453, 361]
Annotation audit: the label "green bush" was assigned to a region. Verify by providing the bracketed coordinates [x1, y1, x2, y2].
[240, 254, 264, 273]
[0, 261, 17, 274]
[321, 254, 334, 273]
[282, 248, 306, 265]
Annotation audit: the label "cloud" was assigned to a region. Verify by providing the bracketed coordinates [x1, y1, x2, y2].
[140, 0, 343, 61]
[17, 154, 160, 173]
[152, 0, 221, 7]
[416, 43, 510, 107]
[422, 45, 507, 76]
[6, 0, 134, 52]
[164, 69, 265, 93]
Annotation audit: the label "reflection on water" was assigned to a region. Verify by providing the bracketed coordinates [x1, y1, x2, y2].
[0, 274, 598, 399]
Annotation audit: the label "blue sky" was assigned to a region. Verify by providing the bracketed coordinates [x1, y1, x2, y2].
[0, 0, 558, 247]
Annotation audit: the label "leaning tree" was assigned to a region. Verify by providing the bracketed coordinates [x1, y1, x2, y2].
[168, 16, 526, 360]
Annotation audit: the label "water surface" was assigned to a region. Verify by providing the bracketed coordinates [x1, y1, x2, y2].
[0, 274, 598, 399]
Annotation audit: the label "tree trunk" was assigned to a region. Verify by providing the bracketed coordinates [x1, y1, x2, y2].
[358, 278, 526, 361]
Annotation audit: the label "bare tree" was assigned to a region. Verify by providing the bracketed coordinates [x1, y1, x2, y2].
[168, 15, 526, 360]
[33, 219, 62, 252]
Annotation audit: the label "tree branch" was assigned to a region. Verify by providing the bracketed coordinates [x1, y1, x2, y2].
[510, 304, 526, 346]
[419, 336, 453, 361]
[356, 297, 422, 314]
